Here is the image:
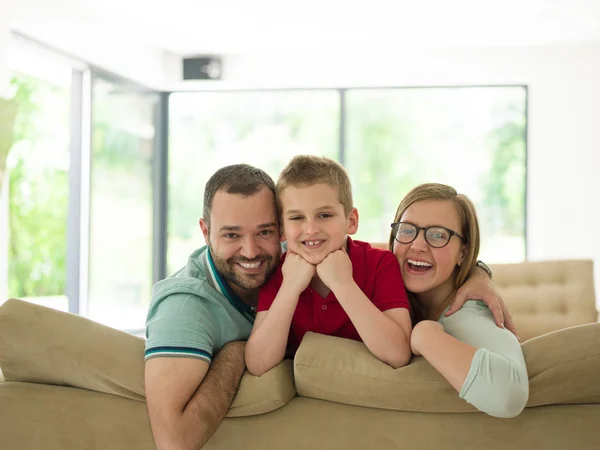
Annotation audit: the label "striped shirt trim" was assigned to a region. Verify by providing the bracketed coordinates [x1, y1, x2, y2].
[204, 250, 255, 323]
[144, 346, 212, 363]
[204, 250, 227, 297]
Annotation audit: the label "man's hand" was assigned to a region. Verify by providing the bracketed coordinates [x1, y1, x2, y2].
[281, 252, 315, 294]
[446, 267, 519, 340]
[316, 250, 354, 291]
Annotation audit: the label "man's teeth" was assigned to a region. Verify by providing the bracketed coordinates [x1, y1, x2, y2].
[408, 259, 432, 267]
[239, 261, 261, 269]
[304, 241, 322, 247]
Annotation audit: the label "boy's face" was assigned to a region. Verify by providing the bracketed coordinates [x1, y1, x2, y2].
[280, 183, 358, 265]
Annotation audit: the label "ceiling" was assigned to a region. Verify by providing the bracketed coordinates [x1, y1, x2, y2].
[11, 0, 600, 55]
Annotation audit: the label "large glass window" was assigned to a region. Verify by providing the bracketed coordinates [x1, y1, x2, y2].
[87, 76, 158, 329]
[4, 70, 72, 311]
[2, 39, 164, 330]
[168, 90, 340, 273]
[345, 87, 527, 262]
[168, 87, 526, 268]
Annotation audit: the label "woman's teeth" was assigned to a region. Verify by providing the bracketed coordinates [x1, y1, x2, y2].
[408, 259, 432, 268]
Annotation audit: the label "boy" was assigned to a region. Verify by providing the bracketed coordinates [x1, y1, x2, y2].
[245, 155, 412, 376]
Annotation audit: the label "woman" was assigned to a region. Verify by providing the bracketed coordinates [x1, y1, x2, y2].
[389, 183, 528, 418]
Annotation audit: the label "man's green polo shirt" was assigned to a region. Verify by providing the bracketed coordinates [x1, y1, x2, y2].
[145, 246, 255, 364]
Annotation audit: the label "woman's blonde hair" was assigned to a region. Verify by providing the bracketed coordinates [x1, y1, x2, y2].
[389, 183, 481, 324]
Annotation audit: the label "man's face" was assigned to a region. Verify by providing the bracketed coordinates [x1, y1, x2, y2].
[200, 187, 281, 300]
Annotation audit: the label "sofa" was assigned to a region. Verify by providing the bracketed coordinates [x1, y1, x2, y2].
[0, 259, 599, 450]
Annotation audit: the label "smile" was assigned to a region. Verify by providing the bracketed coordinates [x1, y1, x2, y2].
[406, 259, 433, 274]
[234, 260, 266, 272]
[407, 259, 432, 267]
[302, 240, 325, 248]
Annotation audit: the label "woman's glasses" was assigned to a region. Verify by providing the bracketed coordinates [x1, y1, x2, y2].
[391, 222, 466, 248]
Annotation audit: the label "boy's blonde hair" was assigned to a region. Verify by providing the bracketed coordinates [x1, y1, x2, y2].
[277, 155, 354, 215]
[389, 183, 481, 324]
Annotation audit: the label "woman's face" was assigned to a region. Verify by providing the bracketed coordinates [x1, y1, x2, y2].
[393, 199, 466, 299]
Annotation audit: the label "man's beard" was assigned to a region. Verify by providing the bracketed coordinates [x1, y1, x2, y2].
[209, 245, 279, 292]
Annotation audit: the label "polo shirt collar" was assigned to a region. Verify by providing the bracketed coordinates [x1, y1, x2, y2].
[203, 248, 256, 324]
[345, 236, 357, 254]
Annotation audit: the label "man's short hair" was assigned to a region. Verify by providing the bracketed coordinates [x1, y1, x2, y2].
[203, 164, 276, 228]
[277, 155, 354, 215]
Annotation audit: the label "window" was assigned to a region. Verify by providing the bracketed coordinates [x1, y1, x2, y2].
[168, 87, 526, 268]
[345, 87, 527, 262]
[2, 49, 527, 328]
[87, 76, 158, 329]
[2, 38, 163, 330]
[4, 69, 72, 311]
[168, 90, 340, 272]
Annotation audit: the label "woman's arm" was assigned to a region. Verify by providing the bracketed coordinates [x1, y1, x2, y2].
[410, 320, 476, 390]
[411, 302, 528, 418]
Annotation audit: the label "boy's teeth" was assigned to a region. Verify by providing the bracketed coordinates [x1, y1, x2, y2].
[304, 240, 322, 246]
[408, 259, 432, 267]
[239, 262, 261, 269]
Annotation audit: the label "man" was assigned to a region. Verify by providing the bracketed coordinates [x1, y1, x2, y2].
[144, 164, 516, 450]
[144, 164, 280, 450]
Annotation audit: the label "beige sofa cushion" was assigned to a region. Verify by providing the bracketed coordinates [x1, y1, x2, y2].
[295, 323, 600, 412]
[3, 384, 600, 450]
[523, 323, 600, 407]
[0, 298, 295, 417]
[0, 381, 155, 450]
[491, 259, 597, 341]
[228, 359, 295, 417]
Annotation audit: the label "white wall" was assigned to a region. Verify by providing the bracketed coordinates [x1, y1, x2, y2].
[197, 44, 600, 303]
[9, 0, 179, 90]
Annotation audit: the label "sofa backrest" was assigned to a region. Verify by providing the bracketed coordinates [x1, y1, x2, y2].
[490, 259, 597, 341]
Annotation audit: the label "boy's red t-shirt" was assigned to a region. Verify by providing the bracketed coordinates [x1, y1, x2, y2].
[257, 237, 410, 354]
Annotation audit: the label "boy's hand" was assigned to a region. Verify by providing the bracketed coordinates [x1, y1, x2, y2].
[316, 250, 354, 291]
[281, 252, 316, 294]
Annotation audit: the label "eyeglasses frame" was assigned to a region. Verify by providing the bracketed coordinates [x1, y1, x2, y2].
[390, 221, 466, 248]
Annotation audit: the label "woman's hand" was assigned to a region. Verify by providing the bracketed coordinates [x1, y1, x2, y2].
[447, 266, 519, 340]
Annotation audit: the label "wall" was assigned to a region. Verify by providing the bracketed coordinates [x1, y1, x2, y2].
[202, 44, 600, 304]
[9, 0, 179, 90]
